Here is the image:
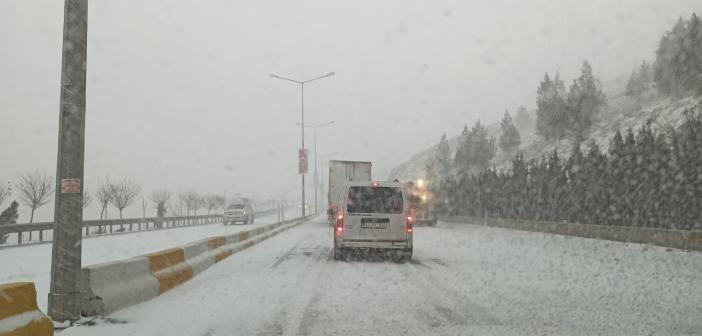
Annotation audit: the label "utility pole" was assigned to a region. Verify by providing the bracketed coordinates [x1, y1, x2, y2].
[48, 0, 88, 322]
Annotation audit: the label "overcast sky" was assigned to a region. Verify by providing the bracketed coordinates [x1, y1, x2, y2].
[1, 0, 700, 221]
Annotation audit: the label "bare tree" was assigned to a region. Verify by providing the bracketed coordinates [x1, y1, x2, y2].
[196, 195, 206, 216]
[109, 179, 141, 221]
[96, 177, 114, 220]
[83, 188, 93, 209]
[15, 171, 54, 224]
[0, 180, 11, 205]
[216, 195, 226, 213]
[168, 199, 182, 217]
[181, 190, 200, 216]
[205, 194, 220, 215]
[150, 189, 172, 217]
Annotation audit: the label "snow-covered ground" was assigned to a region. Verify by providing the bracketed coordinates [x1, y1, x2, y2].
[59, 217, 702, 336]
[0, 209, 302, 313]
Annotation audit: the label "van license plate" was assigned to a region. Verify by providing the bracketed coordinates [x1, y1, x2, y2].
[361, 222, 388, 229]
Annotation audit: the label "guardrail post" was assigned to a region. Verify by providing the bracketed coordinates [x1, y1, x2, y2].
[39, 230, 43, 242]
[18, 232, 21, 245]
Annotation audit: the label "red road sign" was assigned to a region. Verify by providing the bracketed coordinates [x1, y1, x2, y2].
[60, 178, 81, 194]
[299, 148, 308, 174]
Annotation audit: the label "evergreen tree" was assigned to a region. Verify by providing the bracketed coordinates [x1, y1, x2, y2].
[654, 14, 702, 95]
[639, 61, 652, 85]
[566, 61, 607, 137]
[465, 120, 497, 171]
[626, 69, 640, 97]
[0, 201, 19, 244]
[453, 124, 471, 180]
[626, 61, 653, 97]
[434, 133, 452, 179]
[514, 105, 531, 128]
[499, 110, 521, 154]
[430, 133, 453, 214]
[536, 73, 568, 140]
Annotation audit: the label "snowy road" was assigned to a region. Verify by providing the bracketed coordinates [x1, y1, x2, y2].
[60, 217, 702, 336]
[0, 210, 302, 312]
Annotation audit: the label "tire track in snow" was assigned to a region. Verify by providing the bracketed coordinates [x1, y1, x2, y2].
[253, 221, 333, 336]
[397, 260, 502, 328]
[295, 245, 333, 336]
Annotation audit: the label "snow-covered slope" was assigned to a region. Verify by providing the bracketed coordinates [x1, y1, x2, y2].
[388, 79, 702, 181]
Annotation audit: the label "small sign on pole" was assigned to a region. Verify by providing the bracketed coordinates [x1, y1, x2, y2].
[60, 178, 81, 194]
[299, 148, 308, 175]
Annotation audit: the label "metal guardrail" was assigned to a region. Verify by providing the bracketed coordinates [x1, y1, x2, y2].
[0, 207, 284, 246]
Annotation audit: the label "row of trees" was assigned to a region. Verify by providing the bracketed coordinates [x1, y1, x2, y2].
[428, 111, 523, 195]
[0, 175, 229, 223]
[537, 12, 701, 143]
[535, 61, 608, 140]
[425, 107, 702, 230]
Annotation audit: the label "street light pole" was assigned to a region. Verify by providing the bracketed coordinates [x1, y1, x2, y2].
[270, 72, 334, 217]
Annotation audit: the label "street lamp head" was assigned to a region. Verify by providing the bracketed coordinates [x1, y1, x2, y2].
[326, 72, 335, 77]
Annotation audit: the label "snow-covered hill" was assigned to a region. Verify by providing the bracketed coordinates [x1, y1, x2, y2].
[388, 79, 702, 181]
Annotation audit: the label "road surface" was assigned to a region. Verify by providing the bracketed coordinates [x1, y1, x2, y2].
[59, 216, 702, 335]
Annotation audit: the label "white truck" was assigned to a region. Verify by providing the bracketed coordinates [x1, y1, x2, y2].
[327, 160, 372, 225]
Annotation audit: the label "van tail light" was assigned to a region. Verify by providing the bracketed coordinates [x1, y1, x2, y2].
[336, 211, 344, 235]
[406, 208, 414, 234]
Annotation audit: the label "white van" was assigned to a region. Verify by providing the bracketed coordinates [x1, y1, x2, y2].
[333, 181, 413, 262]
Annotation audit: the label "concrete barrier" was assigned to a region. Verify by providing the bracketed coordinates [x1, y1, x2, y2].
[207, 237, 230, 263]
[80, 256, 161, 316]
[148, 248, 194, 293]
[80, 215, 314, 316]
[0, 282, 53, 336]
[183, 239, 215, 275]
[441, 215, 702, 251]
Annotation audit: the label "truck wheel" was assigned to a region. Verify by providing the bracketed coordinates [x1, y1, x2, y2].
[333, 248, 342, 260]
[342, 250, 352, 262]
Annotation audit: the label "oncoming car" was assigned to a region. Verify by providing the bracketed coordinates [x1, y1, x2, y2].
[223, 202, 254, 225]
[333, 181, 413, 262]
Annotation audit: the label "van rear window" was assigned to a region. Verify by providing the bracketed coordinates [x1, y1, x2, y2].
[347, 186, 403, 214]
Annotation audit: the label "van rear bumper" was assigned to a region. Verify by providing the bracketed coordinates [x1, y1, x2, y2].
[340, 239, 411, 250]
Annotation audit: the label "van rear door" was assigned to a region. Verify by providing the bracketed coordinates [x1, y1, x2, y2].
[344, 186, 406, 241]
